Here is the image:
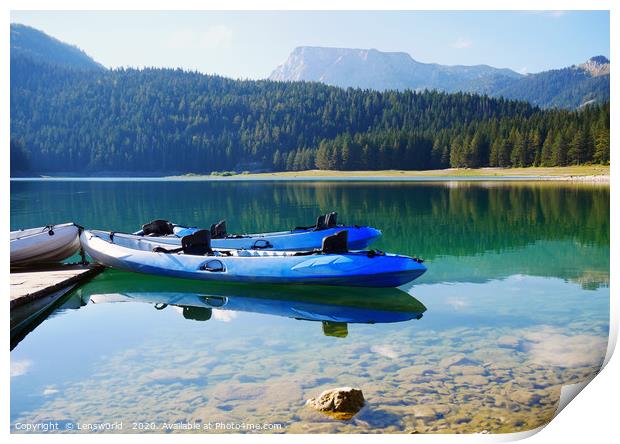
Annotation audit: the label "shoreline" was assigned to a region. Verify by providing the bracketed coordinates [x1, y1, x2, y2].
[11, 166, 610, 183]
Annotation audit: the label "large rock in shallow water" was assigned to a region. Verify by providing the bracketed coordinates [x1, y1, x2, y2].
[306, 387, 365, 420]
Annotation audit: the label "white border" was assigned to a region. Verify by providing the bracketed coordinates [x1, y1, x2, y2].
[3, 1, 616, 443]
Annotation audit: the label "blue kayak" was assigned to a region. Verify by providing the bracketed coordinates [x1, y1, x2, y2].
[134, 212, 382, 251]
[80, 229, 426, 288]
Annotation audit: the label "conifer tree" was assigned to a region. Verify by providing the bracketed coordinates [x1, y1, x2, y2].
[568, 130, 587, 165]
[552, 133, 568, 166]
[540, 132, 554, 167]
[593, 128, 610, 164]
[315, 140, 330, 170]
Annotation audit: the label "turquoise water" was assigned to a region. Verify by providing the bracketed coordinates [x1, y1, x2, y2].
[10, 180, 609, 433]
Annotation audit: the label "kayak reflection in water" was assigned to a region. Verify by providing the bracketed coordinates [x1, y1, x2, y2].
[84, 270, 427, 337]
[11, 270, 427, 347]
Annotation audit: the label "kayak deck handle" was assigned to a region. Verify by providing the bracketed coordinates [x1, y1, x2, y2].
[199, 259, 225, 272]
[251, 239, 273, 250]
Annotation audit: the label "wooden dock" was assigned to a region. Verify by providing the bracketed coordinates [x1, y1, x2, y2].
[10, 264, 104, 309]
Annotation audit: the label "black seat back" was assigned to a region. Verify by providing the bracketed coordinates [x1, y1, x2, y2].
[322, 230, 348, 254]
[142, 219, 174, 236]
[325, 212, 338, 228]
[294, 211, 338, 231]
[182, 306, 212, 321]
[314, 214, 327, 231]
[210, 220, 227, 239]
[181, 229, 213, 256]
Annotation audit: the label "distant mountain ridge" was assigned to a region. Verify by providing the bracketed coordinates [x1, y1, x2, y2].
[270, 47, 610, 109]
[10, 23, 104, 71]
[269, 46, 522, 92]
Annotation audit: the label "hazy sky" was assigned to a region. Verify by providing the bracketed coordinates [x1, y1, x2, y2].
[10, 10, 610, 78]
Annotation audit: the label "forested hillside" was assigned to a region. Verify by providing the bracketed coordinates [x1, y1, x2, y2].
[10, 24, 104, 71]
[10, 55, 609, 174]
[493, 63, 611, 109]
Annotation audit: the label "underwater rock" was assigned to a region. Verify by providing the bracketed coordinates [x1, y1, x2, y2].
[410, 405, 440, 422]
[449, 365, 486, 375]
[395, 365, 436, 380]
[454, 375, 489, 386]
[306, 387, 365, 420]
[498, 336, 521, 348]
[453, 415, 473, 424]
[509, 390, 541, 406]
[439, 354, 481, 368]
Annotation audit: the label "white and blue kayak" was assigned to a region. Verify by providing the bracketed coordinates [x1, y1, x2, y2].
[134, 212, 382, 251]
[10, 222, 81, 267]
[80, 229, 426, 288]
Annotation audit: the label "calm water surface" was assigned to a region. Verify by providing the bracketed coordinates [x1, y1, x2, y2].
[10, 180, 610, 433]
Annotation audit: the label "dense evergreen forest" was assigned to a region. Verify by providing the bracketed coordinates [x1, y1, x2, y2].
[10, 56, 610, 174]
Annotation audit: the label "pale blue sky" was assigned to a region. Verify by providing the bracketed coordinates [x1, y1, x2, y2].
[10, 10, 610, 78]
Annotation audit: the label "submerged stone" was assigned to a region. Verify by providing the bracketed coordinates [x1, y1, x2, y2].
[306, 387, 365, 420]
[411, 405, 438, 421]
[454, 375, 489, 386]
[449, 365, 487, 375]
[439, 354, 480, 368]
[497, 336, 522, 348]
[395, 365, 436, 380]
[509, 390, 542, 406]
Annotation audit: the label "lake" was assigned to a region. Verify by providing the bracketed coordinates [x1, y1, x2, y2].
[10, 179, 610, 433]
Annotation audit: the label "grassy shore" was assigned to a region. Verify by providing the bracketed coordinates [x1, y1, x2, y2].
[170, 165, 610, 181]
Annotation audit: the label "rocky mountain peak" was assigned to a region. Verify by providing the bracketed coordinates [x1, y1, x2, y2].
[578, 56, 610, 77]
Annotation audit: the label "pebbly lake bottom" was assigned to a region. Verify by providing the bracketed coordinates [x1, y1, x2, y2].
[10, 270, 608, 434]
[10, 180, 610, 433]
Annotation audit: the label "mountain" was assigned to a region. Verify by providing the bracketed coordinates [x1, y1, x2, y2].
[578, 55, 610, 77]
[10, 26, 610, 175]
[269, 47, 610, 109]
[10, 23, 104, 71]
[269, 46, 522, 93]
[493, 56, 610, 109]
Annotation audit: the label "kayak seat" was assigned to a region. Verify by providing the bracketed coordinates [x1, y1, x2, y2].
[182, 306, 212, 321]
[313, 214, 327, 231]
[142, 219, 174, 236]
[322, 230, 348, 254]
[181, 230, 213, 256]
[325, 212, 338, 228]
[293, 211, 337, 231]
[210, 220, 227, 239]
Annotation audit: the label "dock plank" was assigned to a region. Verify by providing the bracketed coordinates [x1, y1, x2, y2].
[10, 264, 104, 309]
